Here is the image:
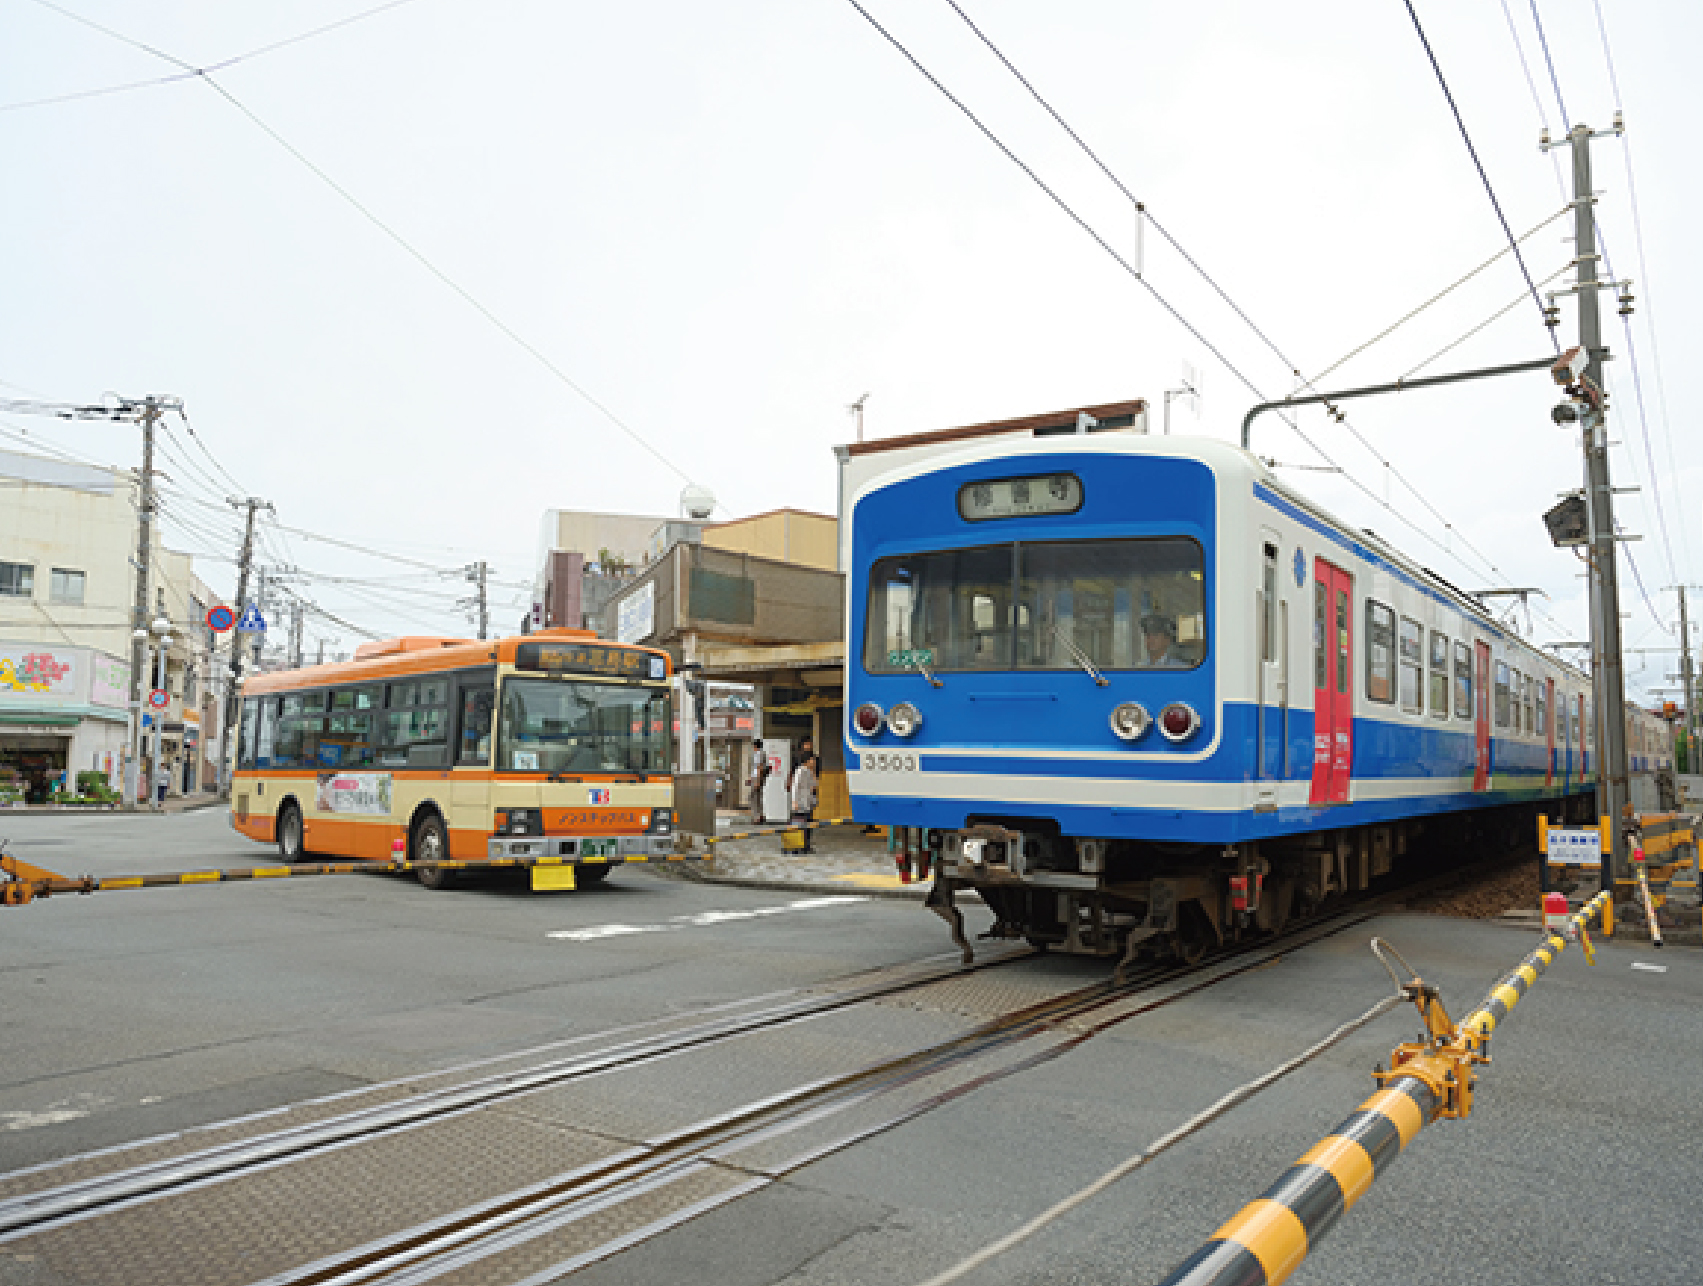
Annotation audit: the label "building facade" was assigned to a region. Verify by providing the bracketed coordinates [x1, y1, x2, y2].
[0, 448, 228, 803]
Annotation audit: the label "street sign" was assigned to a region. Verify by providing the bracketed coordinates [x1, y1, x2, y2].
[148, 688, 169, 709]
[206, 604, 236, 633]
[236, 603, 266, 633]
[1545, 826, 1603, 868]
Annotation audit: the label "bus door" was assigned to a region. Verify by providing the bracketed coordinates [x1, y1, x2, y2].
[1473, 642, 1491, 791]
[1308, 558, 1352, 806]
[1545, 677, 1556, 788]
[449, 671, 496, 856]
[1256, 537, 1288, 802]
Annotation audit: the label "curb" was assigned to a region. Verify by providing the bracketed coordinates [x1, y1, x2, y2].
[649, 860, 928, 901]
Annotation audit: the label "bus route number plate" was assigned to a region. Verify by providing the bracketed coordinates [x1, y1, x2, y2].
[579, 838, 617, 859]
[861, 752, 919, 773]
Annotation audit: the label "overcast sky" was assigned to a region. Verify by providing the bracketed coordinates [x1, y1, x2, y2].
[2, 0, 1698, 703]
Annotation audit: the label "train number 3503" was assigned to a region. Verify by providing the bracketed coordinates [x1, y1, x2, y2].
[861, 752, 920, 773]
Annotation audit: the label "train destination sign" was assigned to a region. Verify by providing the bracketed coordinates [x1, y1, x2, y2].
[958, 472, 1083, 522]
[514, 641, 668, 680]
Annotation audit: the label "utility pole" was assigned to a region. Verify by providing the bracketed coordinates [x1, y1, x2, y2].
[847, 393, 869, 444]
[289, 596, 304, 668]
[465, 561, 490, 640]
[220, 497, 269, 798]
[1543, 117, 1632, 892]
[124, 398, 163, 809]
[1675, 586, 1697, 770]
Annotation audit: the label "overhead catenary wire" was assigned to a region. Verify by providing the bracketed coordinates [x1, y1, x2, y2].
[920, 0, 1536, 597]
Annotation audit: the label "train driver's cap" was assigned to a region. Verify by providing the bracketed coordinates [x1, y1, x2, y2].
[1140, 614, 1176, 639]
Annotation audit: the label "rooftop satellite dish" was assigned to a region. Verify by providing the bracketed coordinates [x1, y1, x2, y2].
[681, 484, 715, 520]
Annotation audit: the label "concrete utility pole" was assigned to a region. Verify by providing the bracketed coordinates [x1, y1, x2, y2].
[1544, 117, 1632, 892]
[289, 596, 304, 668]
[1675, 586, 1697, 769]
[466, 561, 490, 640]
[220, 497, 269, 798]
[124, 399, 163, 809]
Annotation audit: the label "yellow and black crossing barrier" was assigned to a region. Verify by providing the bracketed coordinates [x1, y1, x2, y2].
[0, 846, 689, 908]
[1158, 891, 1612, 1286]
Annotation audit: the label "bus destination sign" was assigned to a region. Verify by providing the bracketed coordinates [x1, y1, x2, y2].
[515, 641, 668, 680]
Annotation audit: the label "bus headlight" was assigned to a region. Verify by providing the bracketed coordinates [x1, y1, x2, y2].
[887, 702, 923, 737]
[1109, 702, 1151, 741]
[853, 702, 886, 737]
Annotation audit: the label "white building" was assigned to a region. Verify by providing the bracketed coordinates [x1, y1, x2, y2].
[0, 448, 228, 803]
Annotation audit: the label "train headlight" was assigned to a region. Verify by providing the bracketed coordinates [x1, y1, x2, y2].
[887, 701, 923, 737]
[1109, 702, 1150, 741]
[853, 702, 886, 737]
[1158, 702, 1200, 742]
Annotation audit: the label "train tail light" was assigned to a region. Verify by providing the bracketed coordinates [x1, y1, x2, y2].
[853, 702, 886, 736]
[1158, 702, 1200, 742]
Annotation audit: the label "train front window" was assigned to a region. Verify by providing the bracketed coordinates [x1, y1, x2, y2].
[497, 679, 671, 774]
[864, 538, 1205, 673]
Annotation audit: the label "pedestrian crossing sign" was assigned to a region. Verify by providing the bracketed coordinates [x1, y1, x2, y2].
[237, 604, 267, 633]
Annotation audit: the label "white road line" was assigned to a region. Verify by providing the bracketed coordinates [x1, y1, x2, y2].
[548, 895, 869, 942]
[1631, 962, 1669, 973]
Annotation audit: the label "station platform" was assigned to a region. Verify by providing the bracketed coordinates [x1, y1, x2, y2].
[672, 813, 924, 899]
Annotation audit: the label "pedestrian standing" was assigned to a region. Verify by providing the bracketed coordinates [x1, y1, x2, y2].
[789, 753, 818, 854]
[748, 739, 769, 825]
[155, 762, 170, 805]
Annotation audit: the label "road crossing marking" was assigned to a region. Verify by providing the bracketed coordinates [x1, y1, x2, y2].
[547, 895, 869, 943]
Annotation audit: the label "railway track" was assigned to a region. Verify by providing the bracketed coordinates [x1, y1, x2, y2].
[0, 865, 1492, 1286]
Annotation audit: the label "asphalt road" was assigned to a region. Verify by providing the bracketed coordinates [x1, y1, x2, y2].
[3, 810, 1700, 1286]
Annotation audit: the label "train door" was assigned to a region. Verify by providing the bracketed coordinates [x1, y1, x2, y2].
[1308, 558, 1352, 805]
[1473, 641, 1491, 791]
[1256, 536, 1287, 801]
[1544, 677, 1556, 787]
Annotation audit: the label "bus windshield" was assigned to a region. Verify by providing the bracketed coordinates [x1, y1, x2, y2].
[864, 537, 1206, 673]
[498, 678, 671, 774]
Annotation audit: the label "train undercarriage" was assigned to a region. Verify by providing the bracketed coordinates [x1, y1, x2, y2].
[908, 798, 1592, 966]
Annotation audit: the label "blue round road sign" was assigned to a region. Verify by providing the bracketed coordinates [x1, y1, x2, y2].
[207, 604, 236, 633]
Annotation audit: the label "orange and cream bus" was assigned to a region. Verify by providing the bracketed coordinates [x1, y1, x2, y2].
[231, 629, 676, 889]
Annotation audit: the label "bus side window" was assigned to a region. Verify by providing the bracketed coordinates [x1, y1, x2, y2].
[457, 685, 493, 766]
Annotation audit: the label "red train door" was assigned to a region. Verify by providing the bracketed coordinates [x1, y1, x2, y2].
[1473, 641, 1491, 791]
[1309, 559, 1353, 805]
[1545, 677, 1556, 787]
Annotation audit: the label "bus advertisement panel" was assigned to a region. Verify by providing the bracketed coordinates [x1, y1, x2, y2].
[230, 630, 676, 889]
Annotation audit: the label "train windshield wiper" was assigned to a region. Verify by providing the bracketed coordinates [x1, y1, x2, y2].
[1051, 623, 1110, 686]
[904, 653, 944, 688]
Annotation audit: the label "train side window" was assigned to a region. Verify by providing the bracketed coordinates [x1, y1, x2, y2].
[1315, 580, 1328, 691]
[1523, 675, 1535, 736]
[1428, 631, 1449, 718]
[1397, 617, 1422, 713]
[1364, 600, 1394, 703]
[1537, 681, 1547, 737]
[1494, 661, 1511, 728]
[1453, 642, 1472, 719]
[1262, 544, 1277, 663]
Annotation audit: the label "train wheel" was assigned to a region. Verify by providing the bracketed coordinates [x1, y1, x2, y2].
[1174, 903, 1214, 965]
[276, 802, 305, 864]
[413, 813, 457, 891]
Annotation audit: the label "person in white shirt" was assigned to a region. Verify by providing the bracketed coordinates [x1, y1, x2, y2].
[789, 753, 818, 853]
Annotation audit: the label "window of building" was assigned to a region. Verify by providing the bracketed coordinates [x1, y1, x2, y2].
[1398, 617, 1423, 714]
[1365, 601, 1395, 703]
[0, 561, 34, 598]
[50, 568, 85, 605]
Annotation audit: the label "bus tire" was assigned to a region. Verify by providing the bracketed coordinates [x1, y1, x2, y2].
[277, 801, 307, 864]
[575, 863, 610, 887]
[412, 812, 457, 891]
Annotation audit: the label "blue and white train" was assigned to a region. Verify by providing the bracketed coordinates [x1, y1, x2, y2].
[840, 404, 1669, 961]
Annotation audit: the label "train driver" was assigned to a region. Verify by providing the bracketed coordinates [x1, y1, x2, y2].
[1139, 614, 1187, 667]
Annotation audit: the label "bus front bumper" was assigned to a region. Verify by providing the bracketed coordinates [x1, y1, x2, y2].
[486, 834, 676, 862]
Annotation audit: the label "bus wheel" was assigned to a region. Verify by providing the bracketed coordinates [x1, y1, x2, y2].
[575, 863, 610, 887]
[277, 802, 306, 864]
[413, 813, 457, 891]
